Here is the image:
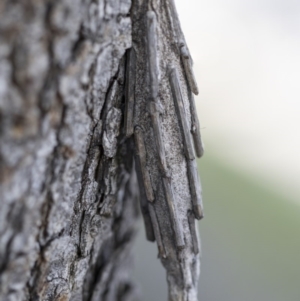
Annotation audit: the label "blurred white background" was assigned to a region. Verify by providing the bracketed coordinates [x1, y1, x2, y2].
[176, 0, 300, 203]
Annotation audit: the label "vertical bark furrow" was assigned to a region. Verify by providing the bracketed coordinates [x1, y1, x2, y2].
[0, 1, 135, 300]
[189, 92, 204, 158]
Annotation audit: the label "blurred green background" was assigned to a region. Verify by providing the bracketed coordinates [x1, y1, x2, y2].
[133, 0, 300, 299]
[133, 155, 300, 300]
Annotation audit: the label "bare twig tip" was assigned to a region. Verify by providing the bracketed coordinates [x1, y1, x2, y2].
[149, 203, 167, 258]
[169, 68, 195, 160]
[188, 211, 200, 254]
[193, 204, 204, 220]
[180, 45, 199, 95]
[163, 178, 185, 249]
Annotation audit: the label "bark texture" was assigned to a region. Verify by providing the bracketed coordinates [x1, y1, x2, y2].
[0, 1, 138, 300]
[0, 0, 204, 300]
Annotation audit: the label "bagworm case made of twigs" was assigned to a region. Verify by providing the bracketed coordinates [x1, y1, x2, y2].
[127, 1, 205, 300]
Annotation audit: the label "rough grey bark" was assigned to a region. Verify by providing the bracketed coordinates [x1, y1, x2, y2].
[0, 1, 137, 300]
[0, 0, 204, 301]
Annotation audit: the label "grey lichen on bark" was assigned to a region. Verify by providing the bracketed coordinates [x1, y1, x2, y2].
[0, 0, 204, 300]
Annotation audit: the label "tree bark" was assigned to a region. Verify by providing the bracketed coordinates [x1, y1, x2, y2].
[0, 1, 138, 300]
[0, 0, 204, 301]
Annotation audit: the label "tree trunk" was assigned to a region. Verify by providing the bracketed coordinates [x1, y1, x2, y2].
[0, 1, 204, 301]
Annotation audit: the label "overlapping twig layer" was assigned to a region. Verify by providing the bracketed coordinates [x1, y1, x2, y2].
[129, 1, 205, 300]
